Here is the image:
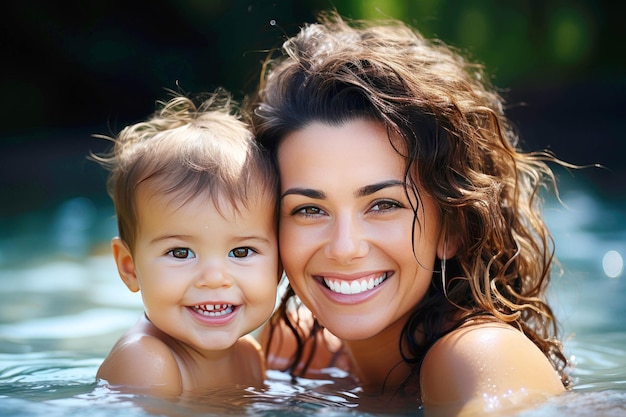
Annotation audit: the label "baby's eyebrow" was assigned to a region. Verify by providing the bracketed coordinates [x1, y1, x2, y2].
[149, 234, 193, 245]
[355, 180, 405, 198]
[231, 235, 273, 245]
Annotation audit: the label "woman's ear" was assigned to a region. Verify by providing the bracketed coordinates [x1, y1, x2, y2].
[111, 237, 140, 292]
[437, 228, 460, 260]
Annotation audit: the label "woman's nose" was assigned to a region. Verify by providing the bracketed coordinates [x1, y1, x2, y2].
[324, 213, 369, 264]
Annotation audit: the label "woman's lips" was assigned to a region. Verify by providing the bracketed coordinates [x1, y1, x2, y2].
[320, 272, 388, 295]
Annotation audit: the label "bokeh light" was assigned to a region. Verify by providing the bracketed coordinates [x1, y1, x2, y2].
[602, 250, 623, 278]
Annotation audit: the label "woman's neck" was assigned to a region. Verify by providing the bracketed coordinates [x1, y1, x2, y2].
[342, 314, 416, 393]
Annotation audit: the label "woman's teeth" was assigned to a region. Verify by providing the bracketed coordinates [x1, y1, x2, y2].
[323, 273, 387, 295]
[192, 304, 234, 316]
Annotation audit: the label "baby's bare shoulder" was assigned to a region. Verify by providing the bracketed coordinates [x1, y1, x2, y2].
[97, 332, 182, 395]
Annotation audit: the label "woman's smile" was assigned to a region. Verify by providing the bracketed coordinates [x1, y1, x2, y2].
[321, 271, 389, 295]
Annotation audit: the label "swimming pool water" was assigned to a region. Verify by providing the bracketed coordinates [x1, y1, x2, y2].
[1, 186, 625, 416]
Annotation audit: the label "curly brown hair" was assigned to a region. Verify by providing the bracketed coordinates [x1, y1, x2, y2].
[248, 11, 571, 389]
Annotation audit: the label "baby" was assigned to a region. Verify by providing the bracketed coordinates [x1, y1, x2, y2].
[92, 89, 279, 396]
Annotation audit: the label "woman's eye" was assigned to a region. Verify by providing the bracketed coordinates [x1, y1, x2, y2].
[167, 248, 195, 259]
[371, 200, 401, 212]
[293, 206, 325, 216]
[229, 247, 255, 258]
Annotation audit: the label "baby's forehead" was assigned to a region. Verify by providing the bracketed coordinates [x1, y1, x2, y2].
[138, 179, 274, 216]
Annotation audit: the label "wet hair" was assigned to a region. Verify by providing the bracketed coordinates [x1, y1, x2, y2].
[248, 11, 570, 388]
[93, 88, 278, 252]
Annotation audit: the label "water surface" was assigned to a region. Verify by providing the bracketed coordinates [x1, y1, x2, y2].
[1, 184, 625, 416]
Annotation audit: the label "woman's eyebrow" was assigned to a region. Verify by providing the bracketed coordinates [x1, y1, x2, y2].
[281, 180, 405, 200]
[281, 188, 326, 200]
[355, 180, 405, 197]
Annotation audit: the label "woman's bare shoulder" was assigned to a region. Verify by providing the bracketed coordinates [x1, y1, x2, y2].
[420, 322, 564, 416]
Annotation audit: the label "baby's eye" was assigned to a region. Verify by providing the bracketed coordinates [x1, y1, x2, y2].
[167, 248, 195, 259]
[229, 247, 255, 258]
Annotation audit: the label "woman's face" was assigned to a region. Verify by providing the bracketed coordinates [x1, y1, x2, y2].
[277, 119, 445, 341]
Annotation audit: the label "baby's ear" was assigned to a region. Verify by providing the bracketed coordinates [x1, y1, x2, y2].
[111, 237, 140, 292]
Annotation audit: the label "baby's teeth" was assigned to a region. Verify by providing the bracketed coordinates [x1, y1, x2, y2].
[193, 304, 233, 316]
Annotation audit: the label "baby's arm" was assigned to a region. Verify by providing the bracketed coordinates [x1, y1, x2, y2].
[420, 323, 564, 417]
[239, 334, 266, 383]
[97, 334, 182, 396]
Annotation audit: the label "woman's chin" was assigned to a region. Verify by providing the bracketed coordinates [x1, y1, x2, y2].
[318, 316, 386, 342]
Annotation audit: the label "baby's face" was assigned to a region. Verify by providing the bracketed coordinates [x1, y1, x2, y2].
[129, 185, 278, 352]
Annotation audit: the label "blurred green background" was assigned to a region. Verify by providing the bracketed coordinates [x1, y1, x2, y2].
[2, 0, 625, 219]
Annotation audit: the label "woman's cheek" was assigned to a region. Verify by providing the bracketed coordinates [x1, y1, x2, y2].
[279, 221, 309, 271]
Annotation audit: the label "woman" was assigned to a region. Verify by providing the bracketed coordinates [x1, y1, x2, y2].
[249, 11, 570, 415]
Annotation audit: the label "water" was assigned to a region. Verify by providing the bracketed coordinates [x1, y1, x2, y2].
[1, 184, 625, 416]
